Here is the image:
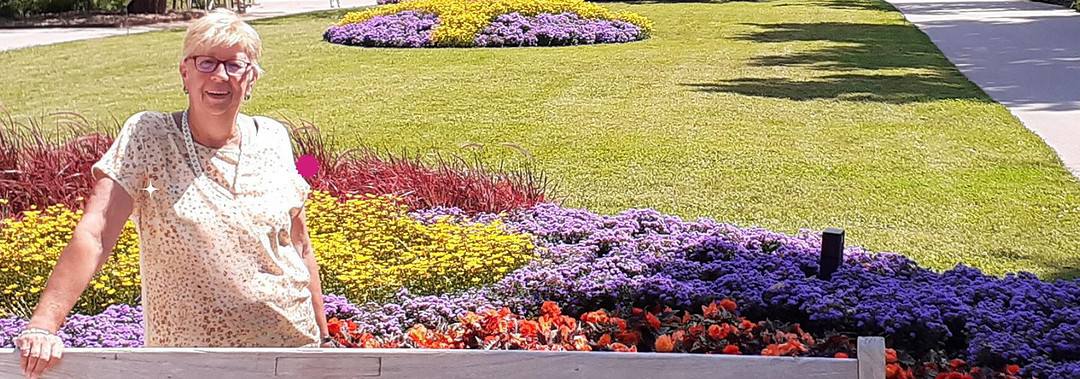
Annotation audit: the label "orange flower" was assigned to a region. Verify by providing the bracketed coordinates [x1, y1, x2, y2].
[645, 312, 661, 330]
[597, 333, 612, 347]
[1005, 364, 1020, 375]
[739, 319, 755, 331]
[688, 325, 705, 337]
[885, 348, 898, 364]
[761, 344, 780, 356]
[778, 340, 807, 355]
[654, 334, 675, 353]
[704, 323, 738, 341]
[540, 301, 561, 318]
[681, 312, 692, 324]
[834, 352, 849, 359]
[407, 325, 430, 346]
[519, 320, 540, 338]
[671, 330, 685, 344]
[722, 344, 741, 355]
[707, 324, 723, 340]
[581, 310, 609, 324]
[719, 299, 737, 312]
[702, 302, 720, 318]
[610, 343, 636, 352]
[561, 316, 577, 330]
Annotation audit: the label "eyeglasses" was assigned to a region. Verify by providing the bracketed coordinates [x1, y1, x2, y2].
[186, 55, 253, 77]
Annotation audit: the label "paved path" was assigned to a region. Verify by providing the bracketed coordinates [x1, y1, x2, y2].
[886, 0, 1080, 177]
[0, 0, 374, 52]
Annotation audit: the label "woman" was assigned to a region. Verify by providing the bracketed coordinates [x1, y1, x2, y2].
[13, 9, 336, 379]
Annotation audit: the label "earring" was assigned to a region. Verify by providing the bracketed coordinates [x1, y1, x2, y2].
[183, 87, 188, 94]
[245, 91, 252, 101]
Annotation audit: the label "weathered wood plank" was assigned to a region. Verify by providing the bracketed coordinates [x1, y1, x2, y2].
[0, 348, 860, 379]
[857, 336, 886, 379]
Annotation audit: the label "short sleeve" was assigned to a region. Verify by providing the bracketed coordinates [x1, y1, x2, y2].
[256, 116, 311, 214]
[91, 112, 153, 212]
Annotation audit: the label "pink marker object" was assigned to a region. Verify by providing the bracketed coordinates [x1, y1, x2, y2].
[296, 154, 320, 178]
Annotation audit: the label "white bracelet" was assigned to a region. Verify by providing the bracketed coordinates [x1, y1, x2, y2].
[17, 327, 54, 337]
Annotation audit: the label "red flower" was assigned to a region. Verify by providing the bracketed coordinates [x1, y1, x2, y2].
[949, 359, 966, 370]
[672, 330, 686, 344]
[616, 330, 640, 346]
[610, 343, 637, 352]
[722, 344, 741, 355]
[739, 319, 755, 331]
[834, 352, 849, 359]
[540, 301, 561, 318]
[328, 318, 344, 336]
[597, 333, 612, 347]
[654, 334, 674, 353]
[631, 307, 644, 317]
[681, 312, 692, 324]
[719, 299, 737, 313]
[707, 324, 724, 340]
[645, 312, 661, 330]
[688, 325, 705, 337]
[581, 310, 609, 324]
[885, 348, 898, 364]
[702, 302, 720, 318]
[1005, 364, 1020, 375]
[610, 317, 628, 331]
[519, 320, 540, 338]
[761, 344, 780, 356]
[707, 324, 734, 341]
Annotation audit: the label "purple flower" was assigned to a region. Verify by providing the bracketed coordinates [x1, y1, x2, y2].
[475, 12, 644, 47]
[324, 11, 438, 48]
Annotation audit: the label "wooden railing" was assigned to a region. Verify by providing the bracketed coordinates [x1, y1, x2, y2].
[0, 337, 885, 378]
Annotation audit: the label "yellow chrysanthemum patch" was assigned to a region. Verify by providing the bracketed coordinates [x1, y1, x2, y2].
[0, 203, 142, 316]
[306, 191, 536, 303]
[336, 0, 654, 47]
[0, 192, 535, 316]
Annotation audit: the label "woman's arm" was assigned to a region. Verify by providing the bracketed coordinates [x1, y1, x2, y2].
[28, 177, 133, 331]
[18, 176, 134, 377]
[290, 209, 330, 346]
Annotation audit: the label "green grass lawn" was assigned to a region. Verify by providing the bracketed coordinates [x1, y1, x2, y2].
[2, 0, 1079, 279]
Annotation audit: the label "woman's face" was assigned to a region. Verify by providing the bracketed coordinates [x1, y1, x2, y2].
[179, 44, 257, 117]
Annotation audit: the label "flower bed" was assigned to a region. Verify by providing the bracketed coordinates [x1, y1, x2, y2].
[0, 193, 534, 315]
[325, 0, 652, 47]
[3, 127, 1078, 378]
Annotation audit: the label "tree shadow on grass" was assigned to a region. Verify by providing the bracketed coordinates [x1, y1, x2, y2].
[685, 22, 992, 104]
[685, 73, 979, 103]
[773, 0, 896, 12]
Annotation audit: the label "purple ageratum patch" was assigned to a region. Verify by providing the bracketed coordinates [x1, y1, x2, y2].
[324, 11, 438, 48]
[475, 12, 644, 47]
[2, 304, 144, 348]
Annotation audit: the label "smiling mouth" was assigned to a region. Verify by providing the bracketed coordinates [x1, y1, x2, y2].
[205, 90, 231, 97]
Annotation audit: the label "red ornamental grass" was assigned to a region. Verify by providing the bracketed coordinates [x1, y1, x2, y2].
[0, 110, 116, 220]
[283, 116, 557, 214]
[0, 112, 556, 219]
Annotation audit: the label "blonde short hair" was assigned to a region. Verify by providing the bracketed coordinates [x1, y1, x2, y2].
[181, 9, 264, 76]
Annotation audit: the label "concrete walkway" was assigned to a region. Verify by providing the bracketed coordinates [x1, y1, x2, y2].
[0, 0, 375, 52]
[886, 0, 1080, 177]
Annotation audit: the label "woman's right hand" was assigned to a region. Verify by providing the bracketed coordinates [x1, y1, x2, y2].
[13, 330, 64, 379]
